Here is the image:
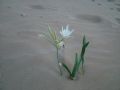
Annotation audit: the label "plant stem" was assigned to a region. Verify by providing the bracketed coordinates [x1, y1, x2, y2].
[56, 48, 62, 75]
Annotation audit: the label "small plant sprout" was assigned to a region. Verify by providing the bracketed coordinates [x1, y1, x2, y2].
[62, 35, 89, 80]
[39, 25, 73, 75]
[60, 25, 74, 38]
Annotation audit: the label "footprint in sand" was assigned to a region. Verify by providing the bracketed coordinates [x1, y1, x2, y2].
[97, 3, 102, 6]
[115, 18, 120, 24]
[76, 14, 102, 23]
[29, 5, 57, 11]
[30, 5, 46, 10]
[116, 8, 120, 12]
[91, 0, 95, 2]
[110, 8, 114, 10]
[107, 0, 115, 2]
[115, 3, 120, 6]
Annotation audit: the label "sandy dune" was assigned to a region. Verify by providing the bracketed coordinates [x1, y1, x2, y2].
[0, 0, 120, 90]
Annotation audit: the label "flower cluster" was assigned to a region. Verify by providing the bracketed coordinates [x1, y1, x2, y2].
[39, 25, 74, 49]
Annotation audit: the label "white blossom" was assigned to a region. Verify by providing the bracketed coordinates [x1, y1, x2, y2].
[60, 25, 74, 38]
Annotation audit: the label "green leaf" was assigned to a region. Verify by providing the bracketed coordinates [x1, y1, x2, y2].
[81, 36, 89, 70]
[71, 53, 79, 77]
[83, 35, 90, 47]
[81, 36, 89, 58]
[84, 41, 89, 48]
[83, 35, 86, 45]
[62, 63, 71, 76]
[78, 57, 82, 69]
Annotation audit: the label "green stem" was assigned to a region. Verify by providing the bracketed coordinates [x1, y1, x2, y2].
[56, 48, 62, 75]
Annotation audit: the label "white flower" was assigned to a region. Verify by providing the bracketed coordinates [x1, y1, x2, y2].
[60, 25, 74, 38]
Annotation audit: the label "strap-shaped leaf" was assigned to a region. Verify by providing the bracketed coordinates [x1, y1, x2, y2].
[71, 53, 79, 77]
[81, 36, 89, 58]
[62, 63, 71, 75]
[76, 57, 82, 72]
[84, 41, 89, 48]
[83, 35, 86, 45]
[83, 35, 89, 46]
[80, 36, 89, 70]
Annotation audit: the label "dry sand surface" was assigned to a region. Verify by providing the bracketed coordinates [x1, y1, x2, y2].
[0, 0, 120, 90]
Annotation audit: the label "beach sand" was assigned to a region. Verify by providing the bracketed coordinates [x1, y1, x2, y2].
[0, 0, 120, 90]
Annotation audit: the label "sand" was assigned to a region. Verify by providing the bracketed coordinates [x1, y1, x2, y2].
[0, 0, 120, 90]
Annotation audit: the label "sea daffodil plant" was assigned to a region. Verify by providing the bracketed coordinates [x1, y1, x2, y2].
[39, 25, 74, 75]
[39, 25, 89, 80]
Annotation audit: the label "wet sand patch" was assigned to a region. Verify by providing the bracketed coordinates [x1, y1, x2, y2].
[76, 14, 102, 23]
